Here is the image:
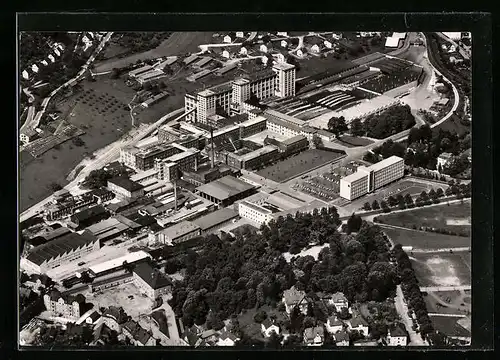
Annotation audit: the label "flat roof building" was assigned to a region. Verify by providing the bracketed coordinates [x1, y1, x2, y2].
[192, 208, 239, 234]
[88, 251, 152, 277]
[149, 221, 201, 246]
[196, 175, 256, 207]
[107, 177, 145, 201]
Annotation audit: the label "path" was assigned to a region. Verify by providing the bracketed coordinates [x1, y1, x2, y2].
[394, 285, 428, 346]
[409, 247, 470, 254]
[428, 313, 467, 318]
[420, 285, 471, 292]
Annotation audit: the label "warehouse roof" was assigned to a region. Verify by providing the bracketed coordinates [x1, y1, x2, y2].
[71, 205, 107, 223]
[40, 227, 72, 241]
[192, 208, 239, 231]
[281, 135, 307, 146]
[158, 221, 200, 240]
[26, 230, 98, 266]
[89, 250, 151, 275]
[385, 37, 401, 48]
[108, 177, 144, 193]
[196, 175, 255, 201]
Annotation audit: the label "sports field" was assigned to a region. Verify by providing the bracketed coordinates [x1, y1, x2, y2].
[381, 227, 471, 250]
[423, 290, 471, 315]
[409, 252, 471, 287]
[376, 202, 471, 235]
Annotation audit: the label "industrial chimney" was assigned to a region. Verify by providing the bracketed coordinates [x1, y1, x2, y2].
[210, 127, 215, 169]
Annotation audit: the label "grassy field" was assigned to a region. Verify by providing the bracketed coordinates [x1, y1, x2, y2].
[256, 149, 345, 183]
[335, 135, 374, 147]
[94, 32, 215, 72]
[430, 316, 471, 337]
[434, 113, 470, 137]
[410, 252, 471, 287]
[376, 202, 471, 235]
[382, 227, 471, 250]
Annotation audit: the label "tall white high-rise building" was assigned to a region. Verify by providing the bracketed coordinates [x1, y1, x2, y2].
[273, 62, 296, 98]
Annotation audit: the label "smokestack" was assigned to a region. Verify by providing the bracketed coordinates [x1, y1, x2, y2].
[210, 128, 215, 169]
[173, 180, 178, 211]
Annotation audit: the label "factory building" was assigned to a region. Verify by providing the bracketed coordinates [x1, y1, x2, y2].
[238, 200, 273, 226]
[340, 156, 404, 200]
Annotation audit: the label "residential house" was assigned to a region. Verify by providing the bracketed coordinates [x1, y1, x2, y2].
[277, 32, 288, 37]
[437, 152, 453, 169]
[273, 53, 286, 63]
[296, 49, 304, 57]
[217, 330, 240, 346]
[236, 32, 245, 39]
[41, 60, 48, 66]
[222, 50, 230, 59]
[31, 64, 39, 73]
[102, 306, 129, 333]
[261, 318, 280, 338]
[324, 40, 333, 49]
[197, 329, 219, 346]
[240, 47, 248, 56]
[303, 326, 324, 346]
[331, 292, 349, 312]
[280, 40, 288, 48]
[311, 44, 321, 53]
[334, 330, 350, 346]
[223, 35, 232, 43]
[122, 320, 156, 346]
[22, 70, 29, 80]
[85, 311, 101, 325]
[332, 33, 342, 40]
[282, 286, 308, 315]
[260, 44, 271, 53]
[48, 54, 55, 63]
[346, 316, 369, 336]
[43, 290, 86, 320]
[325, 316, 344, 334]
[387, 324, 408, 346]
[25, 274, 52, 293]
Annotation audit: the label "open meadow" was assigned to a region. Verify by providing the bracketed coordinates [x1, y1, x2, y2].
[381, 227, 470, 250]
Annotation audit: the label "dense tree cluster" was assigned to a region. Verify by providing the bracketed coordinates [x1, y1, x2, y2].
[168, 211, 397, 331]
[360, 105, 416, 139]
[82, 167, 128, 189]
[392, 244, 434, 339]
[327, 116, 348, 138]
[113, 32, 172, 54]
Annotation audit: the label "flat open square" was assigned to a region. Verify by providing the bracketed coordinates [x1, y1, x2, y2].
[256, 149, 345, 183]
[86, 281, 153, 320]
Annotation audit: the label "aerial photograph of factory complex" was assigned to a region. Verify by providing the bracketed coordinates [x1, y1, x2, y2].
[19, 30, 472, 348]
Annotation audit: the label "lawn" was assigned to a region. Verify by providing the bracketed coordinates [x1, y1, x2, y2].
[430, 316, 471, 337]
[256, 149, 345, 183]
[381, 227, 471, 250]
[237, 305, 288, 341]
[86, 281, 154, 320]
[410, 253, 471, 287]
[335, 135, 374, 147]
[94, 32, 215, 73]
[376, 202, 471, 235]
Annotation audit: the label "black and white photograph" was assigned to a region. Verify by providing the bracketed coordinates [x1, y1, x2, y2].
[18, 25, 476, 349]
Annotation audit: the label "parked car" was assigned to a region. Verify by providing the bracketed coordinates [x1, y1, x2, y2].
[78, 262, 86, 266]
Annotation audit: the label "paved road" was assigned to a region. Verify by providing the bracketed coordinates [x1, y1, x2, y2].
[420, 285, 471, 292]
[394, 285, 428, 346]
[409, 247, 470, 254]
[428, 313, 467, 318]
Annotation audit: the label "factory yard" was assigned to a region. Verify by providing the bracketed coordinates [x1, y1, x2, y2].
[376, 202, 471, 236]
[85, 282, 154, 320]
[256, 149, 345, 183]
[409, 252, 471, 287]
[382, 227, 470, 250]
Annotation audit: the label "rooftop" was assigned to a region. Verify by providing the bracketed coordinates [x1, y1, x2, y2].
[264, 109, 305, 127]
[272, 62, 295, 71]
[89, 251, 151, 275]
[196, 175, 255, 201]
[304, 326, 324, 341]
[281, 134, 307, 146]
[71, 204, 107, 223]
[367, 155, 403, 172]
[26, 230, 98, 266]
[108, 177, 144, 193]
[192, 208, 239, 231]
[334, 330, 349, 342]
[133, 262, 172, 290]
[240, 200, 273, 215]
[40, 226, 72, 241]
[283, 286, 306, 305]
[158, 220, 201, 240]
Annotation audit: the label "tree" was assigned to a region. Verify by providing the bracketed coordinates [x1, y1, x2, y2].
[49, 182, 63, 192]
[350, 119, 364, 136]
[387, 196, 398, 207]
[328, 116, 348, 138]
[362, 202, 372, 211]
[337, 307, 351, 320]
[253, 310, 268, 323]
[346, 213, 362, 234]
[372, 200, 380, 210]
[255, 57, 263, 65]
